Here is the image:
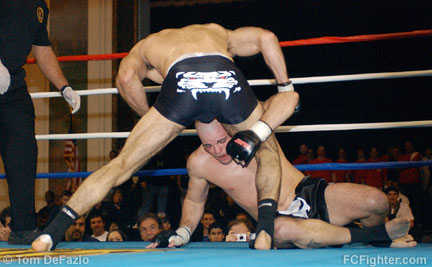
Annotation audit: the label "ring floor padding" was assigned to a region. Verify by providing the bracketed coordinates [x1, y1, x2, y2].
[0, 242, 430, 266]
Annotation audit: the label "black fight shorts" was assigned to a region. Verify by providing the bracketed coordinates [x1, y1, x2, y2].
[277, 177, 330, 223]
[154, 54, 258, 127]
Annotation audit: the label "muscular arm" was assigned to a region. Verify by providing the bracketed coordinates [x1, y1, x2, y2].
[178, 159, 210, 233]
[32, 45, 69, 90]
[228, 27, 289, 84]
[228, 27, 298, 130]
[116, 43, 151, 116]
[259, 91, 299, 130]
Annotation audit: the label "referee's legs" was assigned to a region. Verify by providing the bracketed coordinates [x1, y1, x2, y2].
[0, 88, 37, 238]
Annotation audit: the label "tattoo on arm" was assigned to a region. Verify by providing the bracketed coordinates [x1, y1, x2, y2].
[306, 239, 321, 248]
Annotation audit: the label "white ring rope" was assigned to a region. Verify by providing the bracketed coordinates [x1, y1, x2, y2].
[30, 69, 432, 99]
[36, 120, 432, 140]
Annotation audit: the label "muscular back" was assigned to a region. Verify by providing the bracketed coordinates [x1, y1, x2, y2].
[141, 24, 232, 76]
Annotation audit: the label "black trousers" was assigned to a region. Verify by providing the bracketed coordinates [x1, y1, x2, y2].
[0, 86, 37, 231]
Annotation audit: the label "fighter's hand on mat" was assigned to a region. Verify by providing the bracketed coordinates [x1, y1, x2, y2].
[146, 239, 175, 249]
[149, 230, 176, 248]
[227, 121, 272, 167]
[0, 59, 11, 95]
[148, 227, 191, 248]
[61, 86, 81, 114]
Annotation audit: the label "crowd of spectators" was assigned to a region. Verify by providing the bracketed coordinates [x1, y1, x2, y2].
[293, 141, 432, 232]
[0, 140, 431, 244]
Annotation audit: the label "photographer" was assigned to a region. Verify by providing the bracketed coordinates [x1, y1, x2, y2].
[225, 219, 253, 242]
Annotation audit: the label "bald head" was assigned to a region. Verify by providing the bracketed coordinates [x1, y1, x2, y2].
[196, 120, 227, 141]
[195, 120, 233, 165]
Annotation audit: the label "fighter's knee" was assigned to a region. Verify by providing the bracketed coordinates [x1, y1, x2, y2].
[274, 217, 304, 243]
[366, 188, 389, 215]
[116, 69, 136, 92]
[257, 136, 279, 155]
[259, 30, 280, 50]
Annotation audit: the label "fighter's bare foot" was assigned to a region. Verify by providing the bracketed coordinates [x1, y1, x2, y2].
[385, 218, 410, 240]
[254, 231, 272, 250]
[31, 234, 53, 252]
[390, 235, 417, 248]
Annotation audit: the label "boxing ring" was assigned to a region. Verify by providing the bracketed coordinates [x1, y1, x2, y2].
[1, 30, 432, 266]
[0, 242, 430, 266]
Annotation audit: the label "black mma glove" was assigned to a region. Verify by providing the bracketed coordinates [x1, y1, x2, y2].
[227, 120, 272, 167]
[153, 230, 176, 248]
[153, 227, 191, 248]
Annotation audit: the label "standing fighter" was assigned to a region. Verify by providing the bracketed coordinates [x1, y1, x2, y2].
[148, 118, 416, 249]
[0, 0, 80, 244]
[33, 23, 298, 251]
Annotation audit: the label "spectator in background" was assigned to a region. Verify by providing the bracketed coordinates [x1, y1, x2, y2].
[208, 223, 225, 242]
[191, 211, 216, 242]
[235, 212, 248, 221]
[36, 191, 58, 230]
[0, 207, 11, 228]
[293, 144, 309, 165]
[218, 193, 245, 225]
[89, 212, 108, 242]
[234, 212, 256, 230]
[104, 188, 132, 232]
[138, 213, 163, 242]
[200, 211, 216, 242]
[64, 216, 98, 242]
[384, 181, 410, 206]
[353, 148, 368, 184]
[59, 191, 72, 206]
[398, 141, 422, 221]
[365, 147, 386, 189]
[235, 212, 250, 223]
[204, 185, 224, 218]
[48, 190, 73, 224]
[421, 148, 432, 226]
[0, 207, 11, 241]
[421, 148, 432, 193]
[108, 222, 120, 232]
[306, 148, 314, 162]
[385, 187, 414, 229]
[225, 219, 252, 242]
[138, 153, 170, 219]
[309, 145, 333, 183]
[86, 201, 110, 235]
[106, 229, 127, 242]
[333, 148, 350, 183]
[160, 215, 171, 231]
[387, 146, 401, 182]
[176, 152, 190, 205]
[121, 176, 142, 224]
[304, 148, 315, 177]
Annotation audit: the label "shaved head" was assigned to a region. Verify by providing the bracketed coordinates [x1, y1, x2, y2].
[195, 120, 233, 164]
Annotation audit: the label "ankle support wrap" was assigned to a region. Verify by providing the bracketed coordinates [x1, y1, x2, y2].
[41, 205, 79, 249]
[349, 224, 391, 247]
